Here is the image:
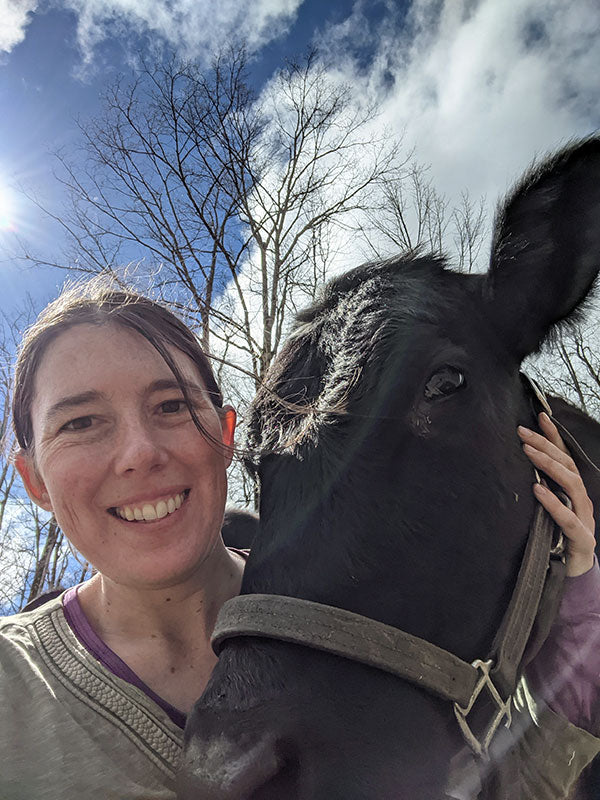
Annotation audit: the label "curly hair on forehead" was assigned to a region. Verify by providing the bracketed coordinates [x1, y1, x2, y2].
[12, 276, 225, 453]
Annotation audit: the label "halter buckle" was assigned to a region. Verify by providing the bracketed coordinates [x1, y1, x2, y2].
[453, 659, 512, 760]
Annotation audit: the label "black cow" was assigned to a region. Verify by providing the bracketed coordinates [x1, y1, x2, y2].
[181, 138, 600, 799]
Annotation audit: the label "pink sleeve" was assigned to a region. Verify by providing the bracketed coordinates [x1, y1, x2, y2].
[525, 556, 600, 735]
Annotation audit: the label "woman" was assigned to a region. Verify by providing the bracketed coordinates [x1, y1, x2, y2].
[1, 279, 598, 799]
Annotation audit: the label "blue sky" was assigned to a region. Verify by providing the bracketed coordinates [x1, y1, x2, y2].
[1, 0, 599, 316]
[0, 0, 363, 310]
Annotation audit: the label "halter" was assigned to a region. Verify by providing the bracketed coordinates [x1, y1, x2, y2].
[212, 376, 593, 759]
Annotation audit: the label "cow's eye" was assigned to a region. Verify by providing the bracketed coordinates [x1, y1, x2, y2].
[424, 366, 465, 400]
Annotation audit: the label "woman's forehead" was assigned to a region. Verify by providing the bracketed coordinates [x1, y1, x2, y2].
[32, 322, 204, 408]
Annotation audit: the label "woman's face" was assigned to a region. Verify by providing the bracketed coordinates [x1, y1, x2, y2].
[17, 322, 236, 590]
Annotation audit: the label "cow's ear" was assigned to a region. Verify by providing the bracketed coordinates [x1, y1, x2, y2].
[484, 138, 600, 361]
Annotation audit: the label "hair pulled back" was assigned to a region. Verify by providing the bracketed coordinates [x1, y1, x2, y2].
[13, 277, 224, 452]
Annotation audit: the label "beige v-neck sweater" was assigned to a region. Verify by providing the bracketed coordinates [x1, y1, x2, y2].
[1, 595, 599, 799]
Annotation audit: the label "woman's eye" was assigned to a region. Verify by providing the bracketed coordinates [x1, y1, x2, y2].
[423, 366, 465, 400]
[61, 416, 94, 431]
[160, 399, 188, 414]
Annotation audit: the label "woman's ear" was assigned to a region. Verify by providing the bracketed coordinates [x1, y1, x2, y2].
[220, 407, 237, 468]
[14, 452, 53, 512]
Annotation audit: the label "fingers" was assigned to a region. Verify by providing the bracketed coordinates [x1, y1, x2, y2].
[518, 413, 573, 465]
[518, 413, 596, 577]
[532, 483, 596, 577]
[538, 411, 570, 455]
[518, 415, 593, 527]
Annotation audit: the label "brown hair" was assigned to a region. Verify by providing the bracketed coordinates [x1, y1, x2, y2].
[13, 277, 224, 452]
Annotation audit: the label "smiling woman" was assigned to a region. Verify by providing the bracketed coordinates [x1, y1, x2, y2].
[17, 322, 236, 591]
[1, 276, 245, 798]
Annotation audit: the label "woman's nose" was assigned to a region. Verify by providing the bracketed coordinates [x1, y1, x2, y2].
[113, 419, 168, 474]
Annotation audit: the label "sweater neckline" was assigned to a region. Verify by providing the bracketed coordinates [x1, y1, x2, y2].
[63, 585, 187, 729]
[60, 547, 250, 730]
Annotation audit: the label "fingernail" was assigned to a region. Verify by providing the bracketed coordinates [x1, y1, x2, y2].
[540, 412, 552, 424]
[523, 443, 536, 454]
[518, 425, 533, 437]
[533, 483, 547, 494]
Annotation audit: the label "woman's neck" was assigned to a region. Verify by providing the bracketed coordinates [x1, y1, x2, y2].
[78, 542, 245, 648]
[76, 543, 245, 712]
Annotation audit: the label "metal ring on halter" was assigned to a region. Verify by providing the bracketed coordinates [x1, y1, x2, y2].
[550, 491, 571, 563]
[550, 532, 566, 561]
[532, 472, 567, 562]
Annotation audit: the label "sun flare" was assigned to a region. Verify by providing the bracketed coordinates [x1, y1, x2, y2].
[0, 184, 15, 231]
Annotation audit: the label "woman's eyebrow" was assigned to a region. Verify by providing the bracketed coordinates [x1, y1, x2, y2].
[146, 378, 204, 395]
[45, 390, 105, 422]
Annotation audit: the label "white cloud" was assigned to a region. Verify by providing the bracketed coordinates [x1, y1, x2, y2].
[62, 0, 304, 70]
[0, 0, 38, 53]
[320, 0, 600, 252]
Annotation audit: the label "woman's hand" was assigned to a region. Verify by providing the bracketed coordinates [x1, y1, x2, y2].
[518, 412, 597, 577]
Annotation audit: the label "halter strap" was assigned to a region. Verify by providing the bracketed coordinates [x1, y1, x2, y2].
[212, 500, 564, 758]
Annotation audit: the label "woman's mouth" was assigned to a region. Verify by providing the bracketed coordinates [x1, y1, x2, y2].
[109, 489, 190, 522]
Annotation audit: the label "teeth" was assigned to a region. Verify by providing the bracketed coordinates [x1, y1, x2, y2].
[142, 504, 157, 521]
[114, 492, 186, 522]
[156, 501, 168, 519]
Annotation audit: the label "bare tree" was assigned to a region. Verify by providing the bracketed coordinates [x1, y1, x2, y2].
[0, 380, 17, 587]
[356, 161, 487, 272]
[451, 191, 487, 273]
[20, 48, 404, 385]
[357, 161, 447, 257]
[528, 320, 600, 421]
